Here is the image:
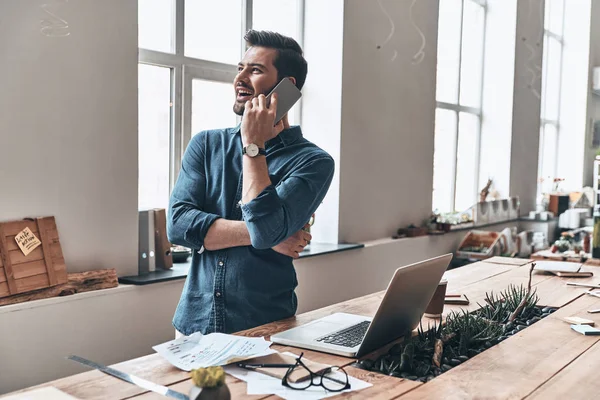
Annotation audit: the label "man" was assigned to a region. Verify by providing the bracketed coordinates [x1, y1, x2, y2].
[167, 30, 335, 335]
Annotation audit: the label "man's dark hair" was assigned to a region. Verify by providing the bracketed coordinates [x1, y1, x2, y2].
[244, 29, 308, 90]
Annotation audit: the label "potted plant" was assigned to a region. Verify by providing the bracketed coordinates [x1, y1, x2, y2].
[189, 366, 230, 400]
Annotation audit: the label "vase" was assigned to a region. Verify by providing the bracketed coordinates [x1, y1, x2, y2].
[189, 384, 231, 400]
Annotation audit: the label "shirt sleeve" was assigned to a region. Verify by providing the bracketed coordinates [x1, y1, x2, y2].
[167, 133, 221, 250]
[241, 156, 335, 249]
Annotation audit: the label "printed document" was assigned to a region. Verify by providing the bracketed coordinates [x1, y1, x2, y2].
[153, 332, 272, 371]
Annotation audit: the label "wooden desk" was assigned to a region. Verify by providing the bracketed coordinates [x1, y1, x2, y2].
[5, 257, 600, 400]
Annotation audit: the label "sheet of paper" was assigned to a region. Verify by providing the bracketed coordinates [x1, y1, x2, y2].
[224, 351, 372, 400]
[153, 332, 272, 371]
[533, 261, 582, 273]
[2, 387, 79, 400]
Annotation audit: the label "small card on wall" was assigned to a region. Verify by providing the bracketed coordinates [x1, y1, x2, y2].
[14, 227, 42, 256]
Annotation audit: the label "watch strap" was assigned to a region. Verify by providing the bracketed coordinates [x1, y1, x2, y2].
[242, 146, 266, 156]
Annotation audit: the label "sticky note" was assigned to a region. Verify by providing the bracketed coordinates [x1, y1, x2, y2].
[14, 227, 42, 256]
[564, 316, 595, 326]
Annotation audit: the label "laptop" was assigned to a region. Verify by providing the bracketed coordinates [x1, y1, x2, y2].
[271, 254, 452, 357]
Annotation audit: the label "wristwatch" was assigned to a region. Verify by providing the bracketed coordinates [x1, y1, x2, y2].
[242, 143, 266, 158]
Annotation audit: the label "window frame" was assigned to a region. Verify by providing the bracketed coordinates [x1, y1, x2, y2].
[138, 0, 305, 195]
[433, 0, 487, 212]
[538, 0, 566, 190]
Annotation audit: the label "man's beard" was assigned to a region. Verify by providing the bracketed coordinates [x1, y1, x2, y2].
[232, 82, 279, 116]
[233, 101, 245, 116]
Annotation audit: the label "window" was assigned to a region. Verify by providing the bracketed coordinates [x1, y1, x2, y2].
[138, 64, 172, 210]
[433, 0, 487, 213]
[537, 0, 565, 196]
[137, 0, 304, 210]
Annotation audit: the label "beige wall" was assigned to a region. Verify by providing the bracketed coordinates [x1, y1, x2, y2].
[0, 0, 139, 276]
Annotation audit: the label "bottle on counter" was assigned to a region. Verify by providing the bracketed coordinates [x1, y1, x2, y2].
[584, 232, 591, 254]
[593, 208, 600, 259]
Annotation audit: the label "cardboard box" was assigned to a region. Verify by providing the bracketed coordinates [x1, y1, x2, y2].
[456, 230, 503, 260]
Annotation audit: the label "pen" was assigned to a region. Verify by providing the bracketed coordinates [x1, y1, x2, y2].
[567, 282, 600, 289]
[587, 309, 600, 314]
[585, 291, 600, 299]
[237, 363, 295, 369]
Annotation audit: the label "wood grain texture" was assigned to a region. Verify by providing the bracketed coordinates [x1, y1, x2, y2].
[3, 229, 59, 252]
[1, 219, 42, 237]
[7, 260, 600, 400]
[527, 340, 600, 399]
[584, 258, 600, 267]
[481, 256, 533, 266]
[443, 261, 520, 294]
[0, 241, 63, 268]
[530, 272, 600, 308]
[130, 375, 268, 400]
[332, 367, 421, 399]
[36, 217, 57, 285]
[3, 354, 191, 400]
[398, 295, 600, 400]
[0, 217, 66, 298]
[0, 224, 17, 294]
[0, 268, 116, 306]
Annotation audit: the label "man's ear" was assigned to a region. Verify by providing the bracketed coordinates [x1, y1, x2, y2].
[287, 77, 297, 86]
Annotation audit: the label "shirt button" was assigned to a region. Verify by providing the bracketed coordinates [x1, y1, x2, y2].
[215, 292, 222, 298]
[218, 261, 224, 267]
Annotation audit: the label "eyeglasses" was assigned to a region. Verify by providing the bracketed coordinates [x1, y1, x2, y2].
[238, 352, 351, 392]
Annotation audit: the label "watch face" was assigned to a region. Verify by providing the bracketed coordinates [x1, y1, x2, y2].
[246, 143, 259, 157]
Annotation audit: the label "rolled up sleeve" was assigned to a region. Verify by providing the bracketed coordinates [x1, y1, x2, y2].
[167, 133, 221, 250]
[241, 156, 335, 249]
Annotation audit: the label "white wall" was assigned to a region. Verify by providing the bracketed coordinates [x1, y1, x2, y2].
[337, 0, 439, 243]
[0, 0, 138, 276]
[509, 0, 544, 214]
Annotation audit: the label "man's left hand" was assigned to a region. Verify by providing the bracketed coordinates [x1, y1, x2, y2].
[272, 224, 312, 259]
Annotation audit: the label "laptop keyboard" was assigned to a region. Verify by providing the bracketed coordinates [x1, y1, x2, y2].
[315, 320, 371, 348]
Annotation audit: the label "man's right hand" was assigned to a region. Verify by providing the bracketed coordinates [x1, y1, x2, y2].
[272, 224, 312, 259]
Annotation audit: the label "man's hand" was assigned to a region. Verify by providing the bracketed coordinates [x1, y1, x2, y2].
[241, 93, 284, 146]
[272, 224, 312, 259]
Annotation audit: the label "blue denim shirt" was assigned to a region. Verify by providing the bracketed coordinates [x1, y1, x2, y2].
[167, 125, 334, 335]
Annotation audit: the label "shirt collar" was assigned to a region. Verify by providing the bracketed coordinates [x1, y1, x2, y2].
[230, 124, 303, 147]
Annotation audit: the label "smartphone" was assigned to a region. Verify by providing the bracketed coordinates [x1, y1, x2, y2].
[266, 78, 302, 124]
